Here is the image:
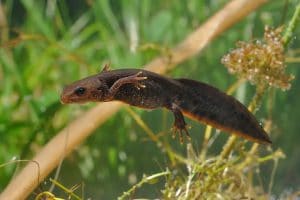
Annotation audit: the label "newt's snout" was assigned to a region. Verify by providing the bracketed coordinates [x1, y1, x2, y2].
[60, 95, 66, 104]
[60, 85, 74, 104]
[60, 91, 69, 104]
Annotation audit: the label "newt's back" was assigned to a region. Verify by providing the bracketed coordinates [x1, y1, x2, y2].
[101, 69, 182, 109]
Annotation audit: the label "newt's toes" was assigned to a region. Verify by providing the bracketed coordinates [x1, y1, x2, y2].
[171, 125, 191, 143]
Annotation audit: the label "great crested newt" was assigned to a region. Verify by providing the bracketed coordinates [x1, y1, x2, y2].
[60, 65, 271, 144]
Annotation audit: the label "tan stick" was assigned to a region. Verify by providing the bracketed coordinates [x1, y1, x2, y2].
[0, 0, 268, 199]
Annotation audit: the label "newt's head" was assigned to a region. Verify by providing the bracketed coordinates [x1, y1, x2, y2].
[61, 75, 108, 104]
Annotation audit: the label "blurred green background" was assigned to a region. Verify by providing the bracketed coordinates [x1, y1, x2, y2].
[0, 0, 299, 199]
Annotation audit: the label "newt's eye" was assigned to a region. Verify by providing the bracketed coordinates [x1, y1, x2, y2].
[74, 87, 86, 96]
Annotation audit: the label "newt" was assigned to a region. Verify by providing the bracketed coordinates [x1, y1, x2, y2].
[60, 65, 272, 144]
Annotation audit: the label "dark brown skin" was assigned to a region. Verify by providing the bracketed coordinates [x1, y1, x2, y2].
[61, 66, 272, 144]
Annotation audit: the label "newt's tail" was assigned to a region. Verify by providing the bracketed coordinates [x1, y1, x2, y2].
[175, 78, 271, 144]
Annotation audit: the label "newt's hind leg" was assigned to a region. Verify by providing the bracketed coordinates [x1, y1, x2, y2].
[170, 103, 191, 143]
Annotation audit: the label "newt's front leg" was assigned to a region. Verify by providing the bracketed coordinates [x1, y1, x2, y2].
[106, 71, 148, 100]
[170, 103, 191, 143]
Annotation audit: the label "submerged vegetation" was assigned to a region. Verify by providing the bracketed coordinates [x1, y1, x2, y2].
[222, 27, 294, 90]
[1, 0, 300, 199]
[120, 22, 294, 200]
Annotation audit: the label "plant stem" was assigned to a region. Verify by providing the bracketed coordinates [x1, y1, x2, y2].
[49, 178, 82, 200]
[118, 171, 171, 200]
[220, 135, 237, 159]
[282, 3, 300, 46]
[200, 125, 212, 161]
